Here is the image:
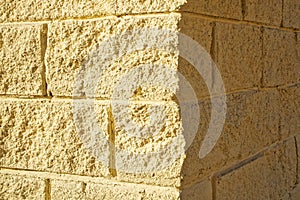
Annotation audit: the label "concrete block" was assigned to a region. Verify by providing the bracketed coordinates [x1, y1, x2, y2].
[0, 172, 45, 200]
[214, 22, 262, 92]
[215, 137, 297, 199]
[0, 99, 110, 177]
[244, 0, 282, 26]
[0, 24, 45, 95]
[262, 28, 299, 87]
[283, 0, 300, 28]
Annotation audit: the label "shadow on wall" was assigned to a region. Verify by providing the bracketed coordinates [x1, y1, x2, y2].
[178, 0, 300, 199]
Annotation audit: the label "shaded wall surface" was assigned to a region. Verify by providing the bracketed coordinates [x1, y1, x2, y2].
[0, 0, 299, 199]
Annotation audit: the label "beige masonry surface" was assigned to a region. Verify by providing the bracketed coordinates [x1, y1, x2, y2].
[0, 0, 299, 200]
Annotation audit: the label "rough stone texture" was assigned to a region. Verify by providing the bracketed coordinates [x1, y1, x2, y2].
[114, 101, 185, 187]
[215, 138, 297, 199]
[244, 0, 282, 26]
[178, 14, 213, 99]
[46, 14, 180, 98]
[278, 86, 300, 140]
[181, 0, 243, 20]
[262, 28, 299, 87]
[283, 0, 300, 29]
[51, 179, 85, 199]
[291, 183, 300, 200]
[0, 99, 110, 177]
[1, 0, 299, 198]
[0, 173, 45, 200]
[0, 0, 115, 23]
[181, 89, 283, 184]
[214, 22, 262, 92]
[0, 24, 44, 95]
[51, 179, 180, 200]
[180, 179, 212, 200]
[117, 0, 186, 14]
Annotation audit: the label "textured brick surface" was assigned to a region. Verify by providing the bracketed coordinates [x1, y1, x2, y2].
[215, 138, 297, 199]
[180, 179, 212, 200]
[262, 28, 299, 87]
[214, 22, 262, 92]
[117, 0, 186, 14]
[278, 86, 300, 139]
[114, 101, 185, 187]
[283, 0, 300, 28]
[0, 24, 45, 95]
[244, 0, 282, 25]
[181, 89, 285, 184]
[178, 14, 213, 99]
[0, 0, 115, 23]
[51, 179, 180, 200]
[0, 173, 45, 200]
[1, 0, 299, 199]
[0, 99, 110, 177]
[181, 0, 243, 20]
[46, 14, 180, 98]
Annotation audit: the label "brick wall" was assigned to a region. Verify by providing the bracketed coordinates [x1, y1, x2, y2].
[0, 1, 299, 199]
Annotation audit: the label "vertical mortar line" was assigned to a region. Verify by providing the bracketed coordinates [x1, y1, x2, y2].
[280, 0, 284, 27]
[45, 179, 51, 200]
[241, 0, 246, 20]
[40, 23, 49, 96]
[259, 26, 264, 89]
[211, 175, 217, 200]
[210, 22, 216, 90]
[108, 105, 117, 177]
[294, 136, 299, 185]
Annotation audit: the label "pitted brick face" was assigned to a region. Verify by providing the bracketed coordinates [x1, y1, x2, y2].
[0, 0, 299, 199]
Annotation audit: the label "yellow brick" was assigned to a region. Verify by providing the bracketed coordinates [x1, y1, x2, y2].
[244, 0, 282, 25]
[114, 101, 185, 187]
[0, 99, 110, 177]
[278, 86, 300, 139]
[181, 89, 281, 184]
[181, 0, 243, 20]
[291, 183, 300, 200]
[214, 22, 262, 91]
[116, 0, 186, 14]
[0, 173, 45, 200]
[180, 179, 212, 200]
[50, 179, 180, 200]
[51, 179, 85, 199]
[178, 14, 213, 99]
[215, 137, 297, 199]
[0, 0, 115, 23]
[0, 24, 45, 95]
[46, 14, 180, 98]
[283, 0, 300, 28]
[262, 28, 299, 87]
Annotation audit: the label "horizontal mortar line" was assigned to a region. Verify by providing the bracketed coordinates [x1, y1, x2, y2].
[181, 133, 300, 188]
[0, 166, 179, 191]
[179, 81, 300, 103]
[0, 11, 178, 26]
[0, 81, 298, 103]
[0, 96, 178, 104]
[0, 11, 298, 33]
[181, 11, 300, 32]
[213, 133, 300, 178]
[179, 177, 211, 190]
[259, 82, 300, 90]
